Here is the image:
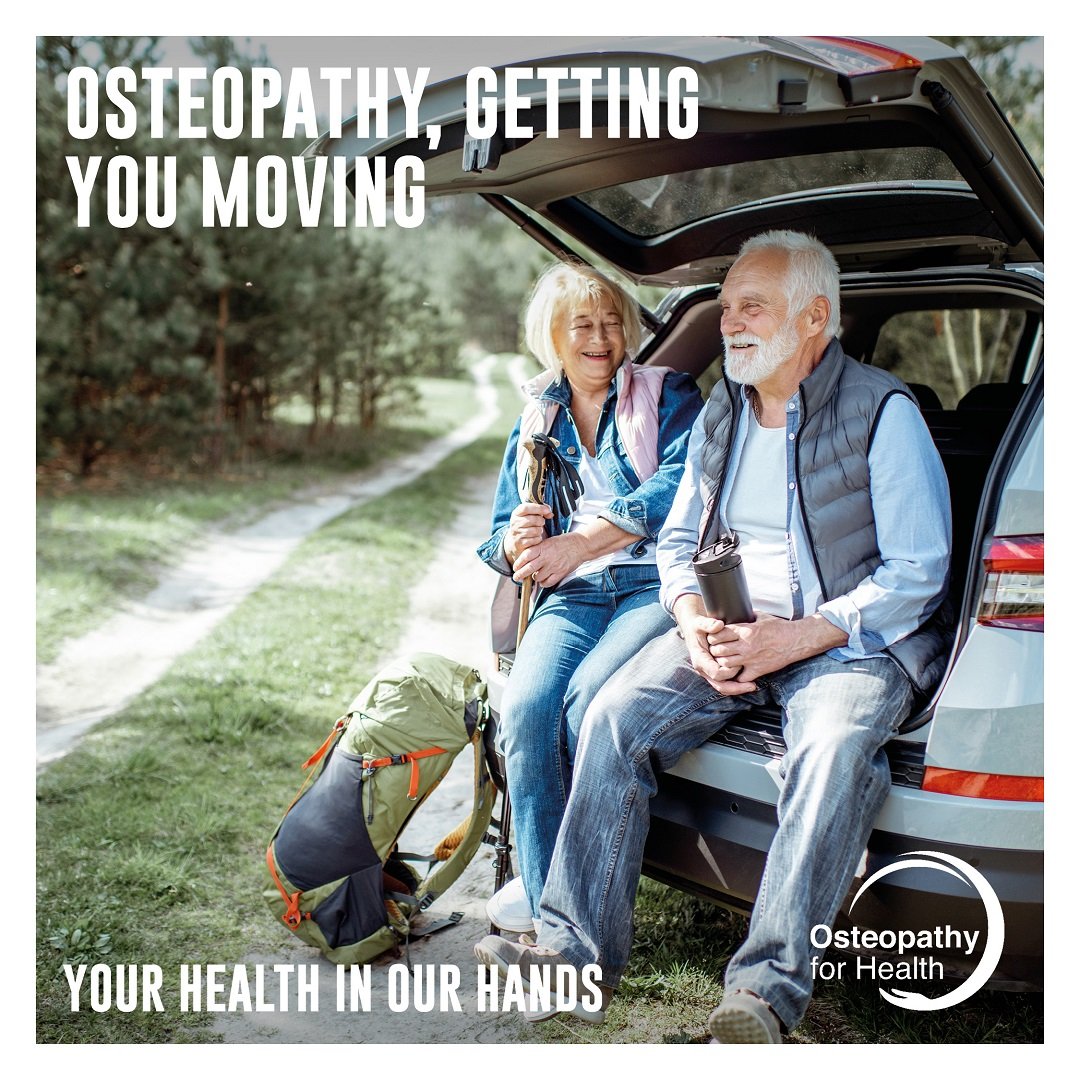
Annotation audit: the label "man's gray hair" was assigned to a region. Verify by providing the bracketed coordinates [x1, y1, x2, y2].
[737, 230, 841, 338]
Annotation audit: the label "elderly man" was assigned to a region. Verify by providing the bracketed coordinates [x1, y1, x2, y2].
[475, 230, 952, 1042]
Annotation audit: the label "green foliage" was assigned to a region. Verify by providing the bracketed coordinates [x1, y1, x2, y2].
[37, 37, 217, 475]
[386, 195, 552, 355]
[36, 37, 468, 478]
[47, 923, 114, 969]
[873, 306, 1026, 409]
[941, 37, 1044, 171]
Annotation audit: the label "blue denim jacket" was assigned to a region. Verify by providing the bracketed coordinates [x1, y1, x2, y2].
[477, 368, 703, 576]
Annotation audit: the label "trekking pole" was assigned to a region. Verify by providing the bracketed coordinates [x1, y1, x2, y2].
[490, 437, 550, 926]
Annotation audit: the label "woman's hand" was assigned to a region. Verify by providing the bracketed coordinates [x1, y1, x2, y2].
[503, 501, 553, 566]
[512, 534, 588, 588]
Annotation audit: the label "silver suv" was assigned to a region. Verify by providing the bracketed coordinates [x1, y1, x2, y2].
[316, 36, 1044, 986]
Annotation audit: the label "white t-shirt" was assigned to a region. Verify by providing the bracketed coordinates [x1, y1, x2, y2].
[724, 412, 794, 619]
[564, 450, 650, 582]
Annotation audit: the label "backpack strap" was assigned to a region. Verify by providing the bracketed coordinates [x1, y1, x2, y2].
[266, 845, 312, 930]
[412, 716, 496, 909]
[364, 746, 448, 800]
[301, 715, 350, 770]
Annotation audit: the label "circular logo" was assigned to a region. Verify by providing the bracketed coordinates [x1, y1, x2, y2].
[848, 850, 1005, 1011]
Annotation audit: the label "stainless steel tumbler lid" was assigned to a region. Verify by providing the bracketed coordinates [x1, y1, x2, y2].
[692, 532, 741, 572]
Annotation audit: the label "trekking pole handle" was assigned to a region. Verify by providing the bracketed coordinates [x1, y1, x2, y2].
[525, 450, 547, 504]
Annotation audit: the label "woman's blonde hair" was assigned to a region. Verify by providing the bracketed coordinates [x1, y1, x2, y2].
[523, 261, 642, 377]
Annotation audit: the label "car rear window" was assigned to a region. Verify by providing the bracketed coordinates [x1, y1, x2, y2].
[578, 147, 964, 238]
[873, 308, 1028, 410]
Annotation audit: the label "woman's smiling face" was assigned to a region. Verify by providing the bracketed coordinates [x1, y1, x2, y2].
[553, 296, 626, 393]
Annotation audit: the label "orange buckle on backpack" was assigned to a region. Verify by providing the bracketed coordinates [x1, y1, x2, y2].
[282, 891, 307, 929]
[267, 845, 311, 931]
[366, 746, 448, 800]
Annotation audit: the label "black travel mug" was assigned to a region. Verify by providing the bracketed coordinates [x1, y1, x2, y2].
[692, 533, 755, 624]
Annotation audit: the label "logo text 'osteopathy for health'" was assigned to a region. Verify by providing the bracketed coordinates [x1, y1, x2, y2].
[810, 851, 1005, 1011]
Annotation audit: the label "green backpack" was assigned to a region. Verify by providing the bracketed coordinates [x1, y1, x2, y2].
[264, 652, 495, 964]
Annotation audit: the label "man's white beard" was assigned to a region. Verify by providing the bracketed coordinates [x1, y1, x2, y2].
[723, 319, 799, 385]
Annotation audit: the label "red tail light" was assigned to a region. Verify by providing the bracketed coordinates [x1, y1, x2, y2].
[767, 37, 924, 106]
[922, 767, 1043, 802]
[794, 37, 923, 74]
[977, 534, 1044, 632]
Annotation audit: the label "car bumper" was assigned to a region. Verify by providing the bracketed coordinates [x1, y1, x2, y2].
[645, 769, 1043, 988]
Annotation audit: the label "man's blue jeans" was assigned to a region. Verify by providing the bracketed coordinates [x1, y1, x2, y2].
[500, 564, 674, 919]
[537, 625, 914, 1032]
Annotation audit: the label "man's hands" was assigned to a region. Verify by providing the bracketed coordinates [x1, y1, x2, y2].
[673, 594, 848, 695]
[674, 594, 747, 692]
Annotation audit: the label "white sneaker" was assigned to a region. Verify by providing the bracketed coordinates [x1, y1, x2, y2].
[485, 876, 535, 934]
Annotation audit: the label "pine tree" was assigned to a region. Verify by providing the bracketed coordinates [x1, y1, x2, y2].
[37, 37, 214, 475]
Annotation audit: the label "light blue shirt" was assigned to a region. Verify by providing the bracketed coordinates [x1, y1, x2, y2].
[656, 383, 952, 662]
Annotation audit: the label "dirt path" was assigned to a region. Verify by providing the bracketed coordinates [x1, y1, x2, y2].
[211, 471, 530, 1044]
[211, 357, 536, 1043]
[37, 352, 535, 1043]
[35, 356, 502, 767]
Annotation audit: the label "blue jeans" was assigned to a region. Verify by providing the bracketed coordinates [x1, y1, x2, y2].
[499, 564, 674, 918]
[537, 625, 914, 1032]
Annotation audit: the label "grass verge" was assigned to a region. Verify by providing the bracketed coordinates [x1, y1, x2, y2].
[36, 374, 479, 664]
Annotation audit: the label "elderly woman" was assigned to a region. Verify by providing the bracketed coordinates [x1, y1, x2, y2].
[476, 261, 703, 935]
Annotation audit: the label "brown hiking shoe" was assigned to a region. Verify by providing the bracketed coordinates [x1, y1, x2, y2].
[707, 990, 783, 1043]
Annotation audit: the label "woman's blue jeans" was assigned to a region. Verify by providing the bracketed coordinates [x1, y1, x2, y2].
[536, 625, 914, 1032]
[499, 563, 674, 918]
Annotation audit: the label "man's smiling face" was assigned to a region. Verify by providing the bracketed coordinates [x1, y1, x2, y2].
[719, 249, 799, 386]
